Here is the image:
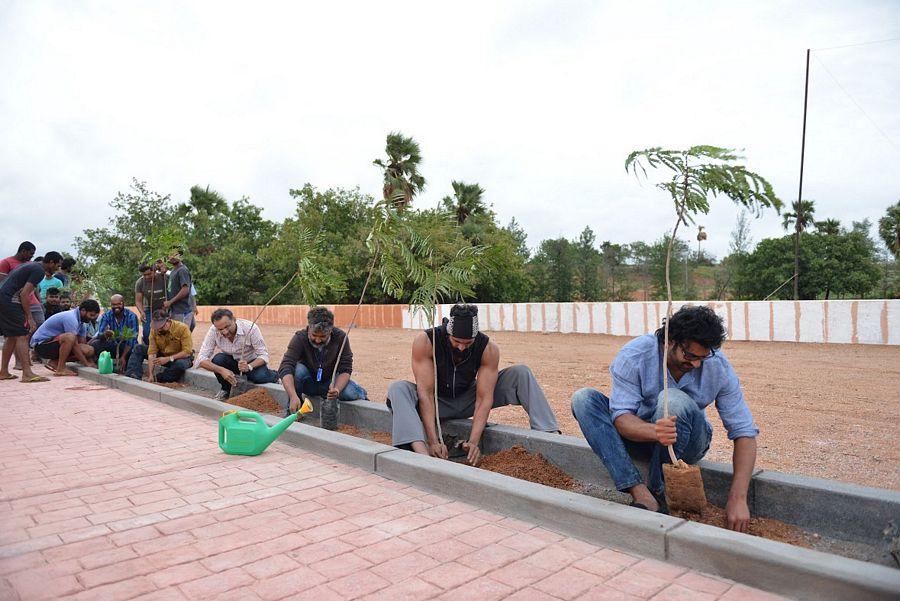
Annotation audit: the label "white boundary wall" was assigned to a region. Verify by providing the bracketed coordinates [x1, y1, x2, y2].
[402, 300, 900, 345]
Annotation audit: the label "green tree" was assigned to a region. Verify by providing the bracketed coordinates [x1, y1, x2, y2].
[529, 238, 576, 302]
[627, 241, 653, 301]
[816, 218, 842, 236]
[734, 231, 880, 299]
[781, 199, 817, 300]
[599, 241, 633, 301]
[74, 179, 182, 302]
[373, 132, 426, 210]
[574, 227, 602, 301]
[442, 181, 487, 225]
[878, 200, 900, 258]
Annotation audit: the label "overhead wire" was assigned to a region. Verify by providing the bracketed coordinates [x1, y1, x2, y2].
[811, 52, 900, 155]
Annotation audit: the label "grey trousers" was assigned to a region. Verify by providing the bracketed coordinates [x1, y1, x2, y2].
[386, 364, 560, 446]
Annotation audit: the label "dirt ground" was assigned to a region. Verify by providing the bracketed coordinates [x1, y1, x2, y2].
[192, 325, 900, 490]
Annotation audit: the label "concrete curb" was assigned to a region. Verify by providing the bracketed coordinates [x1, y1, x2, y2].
[375, 448, 677, 560]
[668, 522, 900, 601]
[70, 367, 900, 599]
[754, 470, 900, 545]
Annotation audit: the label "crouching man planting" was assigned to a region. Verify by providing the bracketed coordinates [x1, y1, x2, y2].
[571, 305, 758, 531]
[387, 303, 560, 465]
[196, 308, 279, 401]
[278, 307, 368, 414]
[126, 309, 193, 382]
[31, 299, 100, 376]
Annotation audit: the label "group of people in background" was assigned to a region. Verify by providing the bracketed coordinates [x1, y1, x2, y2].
[1, 239, 760, 533]
[0, 242, 197, 381]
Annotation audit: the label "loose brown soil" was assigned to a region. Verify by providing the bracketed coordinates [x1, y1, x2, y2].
[192, 326, 900, 489]
[478, 445, 576, 491]
[672, 504, 811, 548]
[337, 424, 393, 445]
[154, 382, 185, 389]
[227, 388, 284, 415]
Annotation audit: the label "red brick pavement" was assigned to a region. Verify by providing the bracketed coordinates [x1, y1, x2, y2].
[0, 370, 788, 600]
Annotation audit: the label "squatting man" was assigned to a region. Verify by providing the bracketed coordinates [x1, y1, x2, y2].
[387, 303, 560, 466]
[572, 305, 758, 532]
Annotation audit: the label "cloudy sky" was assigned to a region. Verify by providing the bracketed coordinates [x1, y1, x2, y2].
[1, 0, 898, 259]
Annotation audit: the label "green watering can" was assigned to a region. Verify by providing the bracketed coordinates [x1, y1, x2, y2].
[219, 409, 300, 456]
[97, 351, 113, 374]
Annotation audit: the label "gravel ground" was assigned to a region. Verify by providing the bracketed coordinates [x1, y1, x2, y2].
[192, 325, 900, 490]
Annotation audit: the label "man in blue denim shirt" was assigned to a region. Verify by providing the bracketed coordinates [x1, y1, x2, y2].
[572, 305, 758, 532]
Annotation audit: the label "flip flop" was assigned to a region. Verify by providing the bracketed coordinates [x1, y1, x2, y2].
[21, 375, 50, 383]
[0, 374, 17, 381]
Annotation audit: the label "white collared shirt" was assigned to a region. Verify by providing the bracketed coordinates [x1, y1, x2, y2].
[195, 318, 270, 365]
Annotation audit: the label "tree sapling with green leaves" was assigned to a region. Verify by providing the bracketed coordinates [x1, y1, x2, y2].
[625, 145, 781, 512]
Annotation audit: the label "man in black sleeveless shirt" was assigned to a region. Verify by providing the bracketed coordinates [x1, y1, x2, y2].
[387, 303, 559, 464]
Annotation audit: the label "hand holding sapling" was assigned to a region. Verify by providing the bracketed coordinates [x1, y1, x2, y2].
[655, 416, 677, 446]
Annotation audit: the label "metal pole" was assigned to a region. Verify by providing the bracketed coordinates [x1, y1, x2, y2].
[795, 48, 810, 300]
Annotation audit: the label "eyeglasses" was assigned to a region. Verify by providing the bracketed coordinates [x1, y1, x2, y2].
[678, 343, 716, 362]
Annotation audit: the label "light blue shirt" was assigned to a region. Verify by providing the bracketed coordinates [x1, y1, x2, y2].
[31, 308, 87, 347]
[609, 334, 759, 440]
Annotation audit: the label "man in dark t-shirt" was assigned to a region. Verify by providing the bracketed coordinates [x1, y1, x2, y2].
[386, 304, 559, 465]
[134, 262, 168, 345]
[0, 252, 62, 382]
[278, 307, 367, 418]
[162, 249, 193, 330]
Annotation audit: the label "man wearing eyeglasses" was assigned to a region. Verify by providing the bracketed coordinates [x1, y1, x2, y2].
[571, 305, 758, 532]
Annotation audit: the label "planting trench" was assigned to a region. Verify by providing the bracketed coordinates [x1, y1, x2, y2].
[207, 387, 827, 555]
[142, 370, 900, 569]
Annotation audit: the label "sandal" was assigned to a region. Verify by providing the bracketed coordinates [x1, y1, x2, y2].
[0, 374, 17, 381]
[21, 375, 50, 383]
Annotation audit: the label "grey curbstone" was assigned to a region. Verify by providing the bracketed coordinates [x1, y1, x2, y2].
[753, 470, 900, 544]
[269, 419, 395, 471]
[157, 389, 234, 419]
[339, 400, 392, 432]
[108, 375, 162, 402]
[667, 521, 900, 601]
[376, 449, 679, 559]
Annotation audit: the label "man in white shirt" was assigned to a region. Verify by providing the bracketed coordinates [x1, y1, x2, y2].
[195, 308, 279, 400]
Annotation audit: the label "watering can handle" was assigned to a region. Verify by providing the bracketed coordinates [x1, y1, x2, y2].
[237, 411, 266, 426]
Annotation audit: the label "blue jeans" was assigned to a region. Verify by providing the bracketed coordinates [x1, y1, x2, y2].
[125, 344, 192, 383]
[571, 387, 712, 496]
[212, 352, 278, 393]
[141, 318, 150, 346]
[292, 363, 367, 401]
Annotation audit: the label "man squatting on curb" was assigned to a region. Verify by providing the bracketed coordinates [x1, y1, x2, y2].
[387, 303, 560, 466]
[572, 305, 758, 531]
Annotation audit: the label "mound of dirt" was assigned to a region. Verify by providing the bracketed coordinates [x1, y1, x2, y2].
[227, 388, 284, 415]
[478, 445, 576, 491]
[672, 504, 811, 547]
[154, 382, 185, 389]
[337, 424, 393, 445]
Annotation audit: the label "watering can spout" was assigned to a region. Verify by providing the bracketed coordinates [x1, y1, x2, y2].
[265, 412, 298, 445]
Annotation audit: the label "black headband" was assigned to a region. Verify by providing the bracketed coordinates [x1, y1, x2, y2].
[446, 313, 478, 339]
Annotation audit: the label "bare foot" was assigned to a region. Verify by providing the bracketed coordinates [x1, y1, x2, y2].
[54, 370, 77, 377]
[628, 484, 660, 512]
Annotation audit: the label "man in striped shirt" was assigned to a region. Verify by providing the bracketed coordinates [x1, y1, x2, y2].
[195, 307, 279, 400]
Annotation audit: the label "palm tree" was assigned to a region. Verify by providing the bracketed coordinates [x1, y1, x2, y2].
[815, 218, 841, 236]
[373, 132, 426, 209]
[878, 200, 900, 258]
[782, 199, 816, 300]
[442, 181, 487, 225]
